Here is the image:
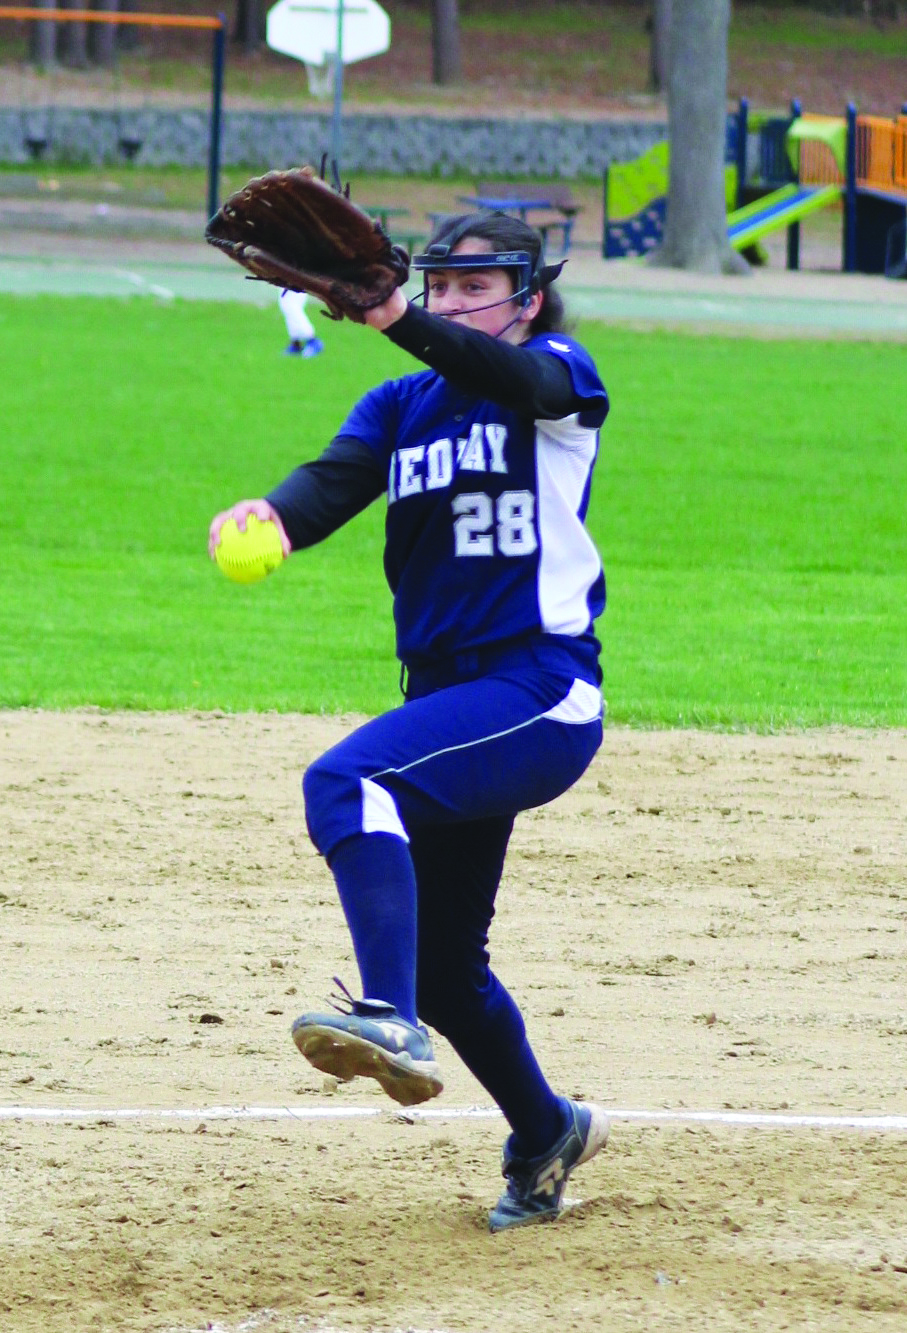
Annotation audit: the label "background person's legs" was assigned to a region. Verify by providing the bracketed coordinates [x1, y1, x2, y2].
[278, 288, 323, 356]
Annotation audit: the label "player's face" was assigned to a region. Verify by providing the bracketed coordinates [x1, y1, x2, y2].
[425, 238, 540, 343]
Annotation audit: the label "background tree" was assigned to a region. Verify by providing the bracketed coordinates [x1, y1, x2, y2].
[431, 0, 462, 85]
[89, 0, 121, 69]
[26, 0, 130, 66]
[27, 0, 56, 68]
[649, 0, 748, 273]
[234, 0, 264, 53]
[648, 0, 671, 95]
[59, 0, 89, 68]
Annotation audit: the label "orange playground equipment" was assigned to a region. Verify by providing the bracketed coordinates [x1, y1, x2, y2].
[603, 99, 907, 278]
[848, 107, 907, 276]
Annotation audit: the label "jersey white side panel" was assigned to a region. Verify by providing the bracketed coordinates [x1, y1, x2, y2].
[534, 419, 603, 635]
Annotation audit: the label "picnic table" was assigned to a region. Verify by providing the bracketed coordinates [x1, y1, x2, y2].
[362, 204, 411, 231]
[455, 194, 560, 222]
[455, 185, 581, 254]
[362, 204, 425, 255]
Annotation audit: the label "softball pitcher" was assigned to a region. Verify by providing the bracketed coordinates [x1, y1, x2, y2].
[209, 212, 610, 1231]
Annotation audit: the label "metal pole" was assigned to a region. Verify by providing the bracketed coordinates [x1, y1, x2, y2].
[786, 97, 802, 272]
[735, 97, 748, 209]
[207, 15, 226, 221]
[844, 102, 857, 274]
[330, 0, 345, 170]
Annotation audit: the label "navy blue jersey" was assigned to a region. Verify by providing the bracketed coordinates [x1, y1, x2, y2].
[336, 332, 608, 668]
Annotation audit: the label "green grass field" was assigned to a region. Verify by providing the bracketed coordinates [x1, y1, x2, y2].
[1, 293, 904, 726]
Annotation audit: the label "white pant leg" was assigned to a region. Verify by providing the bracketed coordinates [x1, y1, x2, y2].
[278, 288, 316, 341]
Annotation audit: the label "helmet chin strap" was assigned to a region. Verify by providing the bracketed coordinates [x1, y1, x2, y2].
[487, 308, 528, 340]
[418, 285, 532, 339]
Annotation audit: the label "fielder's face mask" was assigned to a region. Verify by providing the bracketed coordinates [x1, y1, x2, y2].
[412, 217, 565, 316]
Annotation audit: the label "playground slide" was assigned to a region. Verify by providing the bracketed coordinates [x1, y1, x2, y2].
[727, 183, 841, 251]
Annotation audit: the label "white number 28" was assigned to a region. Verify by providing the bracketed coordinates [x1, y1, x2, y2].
[451, 490, 538, 558]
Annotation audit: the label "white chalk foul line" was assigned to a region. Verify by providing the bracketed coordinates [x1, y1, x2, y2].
[112, 268, 175, 301]
[2, 1105, 907, 1131]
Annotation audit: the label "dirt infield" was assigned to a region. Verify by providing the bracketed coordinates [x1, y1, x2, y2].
[2, 710, 906, 1332]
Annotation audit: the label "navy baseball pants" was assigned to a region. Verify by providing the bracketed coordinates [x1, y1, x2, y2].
[302, 641, 603, 1155]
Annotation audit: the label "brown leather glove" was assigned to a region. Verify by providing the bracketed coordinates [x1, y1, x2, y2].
[205, 165, 410, 323]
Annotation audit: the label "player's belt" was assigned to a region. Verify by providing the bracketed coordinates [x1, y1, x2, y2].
[402, 633, 600, 700]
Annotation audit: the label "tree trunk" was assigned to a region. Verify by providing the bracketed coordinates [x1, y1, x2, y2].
[649, 0, 749, 274]
[234, 0, 264, 53]
[60, 0, 90, 68]
[648, 0, 671, 95]
[432, 0, 462, 86]
[28, 0, 56, 68]
[116, 0, 141, 53]
[89, 0, 120, 69]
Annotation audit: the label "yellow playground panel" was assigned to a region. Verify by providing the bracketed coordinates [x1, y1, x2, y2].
[602, 140, 739, 260]
[787, 114, 846, 185]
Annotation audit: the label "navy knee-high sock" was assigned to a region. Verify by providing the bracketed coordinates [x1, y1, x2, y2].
[327, 832, 418, 1025]
[429, 971, 567, 1158]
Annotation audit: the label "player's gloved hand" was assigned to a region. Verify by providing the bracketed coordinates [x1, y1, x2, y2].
[208, 498, 291, 561]
[205, 164, 410, 323]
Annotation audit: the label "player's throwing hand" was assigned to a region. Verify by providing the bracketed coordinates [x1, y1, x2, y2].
[208, 498, 291, 562]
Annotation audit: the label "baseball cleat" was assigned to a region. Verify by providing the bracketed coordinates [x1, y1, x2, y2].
[488, 1098, 610, 1232]
[291, 998, 443, 1108]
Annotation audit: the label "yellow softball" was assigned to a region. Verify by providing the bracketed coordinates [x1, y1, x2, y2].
[215, 513, 285, 585]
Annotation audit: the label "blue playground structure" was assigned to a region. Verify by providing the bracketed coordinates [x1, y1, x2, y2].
[603, 99, 907, 276]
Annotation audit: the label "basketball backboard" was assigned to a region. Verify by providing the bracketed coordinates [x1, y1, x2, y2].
[266, 0, 391, 67]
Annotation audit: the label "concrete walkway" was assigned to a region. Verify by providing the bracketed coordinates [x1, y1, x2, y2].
[0, 205, 904, 338]
[561, 250, 907, 338]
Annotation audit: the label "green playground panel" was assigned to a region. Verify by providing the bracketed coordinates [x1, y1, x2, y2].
[607, 115, 847, 225]
[606, 141, 737, 221]
[606, 142, 669, 219]
[787, 117, 848, 177]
